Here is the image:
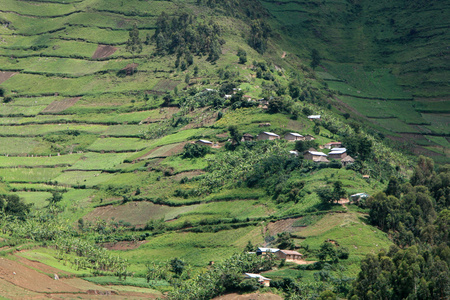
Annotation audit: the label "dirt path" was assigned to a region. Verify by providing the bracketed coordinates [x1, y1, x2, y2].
[281, 51, 286, 58]
[0, 71, 17, 84]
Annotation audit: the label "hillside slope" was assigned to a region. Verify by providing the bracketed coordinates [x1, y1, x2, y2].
[0, 0, 443, 299]
[260, 0, 450, 163]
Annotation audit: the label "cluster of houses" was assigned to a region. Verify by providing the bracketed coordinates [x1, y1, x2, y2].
[196, 133, 354, 165]
[243, 247, 304, 286]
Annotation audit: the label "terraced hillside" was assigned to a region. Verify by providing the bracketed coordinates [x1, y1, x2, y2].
[0, 0, 447, 299]
[261, 0, 450, 162]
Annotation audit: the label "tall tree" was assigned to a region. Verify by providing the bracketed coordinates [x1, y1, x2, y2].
[126, 24, 142, 67]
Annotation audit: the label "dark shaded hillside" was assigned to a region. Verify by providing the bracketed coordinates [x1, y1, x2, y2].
[260, 0, 449, 162]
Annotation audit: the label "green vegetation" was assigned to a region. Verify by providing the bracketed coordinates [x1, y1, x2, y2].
[0, 0, 447, 299]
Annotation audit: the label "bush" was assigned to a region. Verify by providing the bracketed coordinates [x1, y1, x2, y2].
[182, 143, 209, 158]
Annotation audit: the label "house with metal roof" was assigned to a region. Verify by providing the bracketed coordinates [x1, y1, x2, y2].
[257, 132, 280, 141]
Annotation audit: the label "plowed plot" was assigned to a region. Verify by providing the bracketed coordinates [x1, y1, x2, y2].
[92, 44, 117, 59]
[138, 142, 186, 160]
[152, 79, 180, 91]
[266, 218, 300, 236]
[0, 257, 81, 293]
[0, 71, 17, 84]
[42, 97, 81, 113]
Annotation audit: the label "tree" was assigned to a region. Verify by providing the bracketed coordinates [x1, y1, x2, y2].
[228, 125, 242, 146]
[275, 232, 295, 250]
[126, 24, 142, 66]
[1, 194, 32, 220]
[313, 124, 320, 135]
[46, 191, 63, 206]
[333, 181, 346, 200]
[318, 242, 338, 263]
[185, 73, 191, 85]
[237, 48, 247, 64]
[170, 258, 185, 276]
[310, 49, 321, 69]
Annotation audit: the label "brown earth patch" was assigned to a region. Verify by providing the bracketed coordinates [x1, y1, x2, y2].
[42, 97, 81, 113]
[0, 71, 17, 84]
[137, 142, 187, 160]
[100, 240, 149, 251]
[92, 44, 117, 59]
[15, 256, 73, 277]
[0, 256, 82, 293]
[266, 218, 301, 237]
[214, 292, 283, 300]
[172, 170, 204, 181]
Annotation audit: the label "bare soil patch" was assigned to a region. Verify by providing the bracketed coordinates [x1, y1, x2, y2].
[138, 142, 186, 160]
[0, 71, 17, 84]
[101, 240, 149, 251]
[214, 292, 283, 300]
[16, 256, 73, 277]
[42, 97, 81, 113]
[266, 218, 301, 236]
[172, 170, 204, 181]
[92, 44, 117, 59]
[0, 256, 82, 293]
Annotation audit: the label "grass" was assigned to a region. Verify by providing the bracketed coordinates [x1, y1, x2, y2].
[160, 155, 208, 172]
[53, 171, 115, 186]
[87, 138, 152, 152]
[0, 154, 82, 167]
[0, 167, 64, 182]
[15, 191, 52, 209]
[69, 152, 133, 170]
[0, 137, 47, 155]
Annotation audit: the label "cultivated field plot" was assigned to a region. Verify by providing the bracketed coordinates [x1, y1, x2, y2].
[339, 96, 427, 124]
[4, 96, 58, 106]
[138, 142, 186, 160]
[0, 137, 47, 155]
[1, 0, 78, 17]
[42, 97, 81, 113]
[0, 57, 115, 77]
[86, 137, 152, 152]
[152, 79, 181, 92]
[64, 26, 129, 45]
[421, 113, 450, 135]
[103, 125, 142, 137]
[119, 226, 260, 270]
[0, 167, 65, 182]
[69, 152, 133, 170]
[416, 100, 450, 113]
[92, 44, 117, 59]
[0, 154, 82, 167]
[53, 171, 115, 187]
[16, 191, 52, 209]
[0, 124, 107, 136]
[0, 73, 160, 96]
[159, 155, 208, 173]
[0, 105, 46, 116]
[83, 202, 190, 226]
[0, 71, 16, 84]
[372, 118, 421, 133]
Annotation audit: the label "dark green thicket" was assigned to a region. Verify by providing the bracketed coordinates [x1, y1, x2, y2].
[351, 156, 450, 299]
[153, 12, 222, 63]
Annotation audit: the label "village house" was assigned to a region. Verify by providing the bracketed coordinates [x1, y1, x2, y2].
[257, 132, 280, 141]
[303, 150, 328, 163]
[276, 250, 303, 261]
[328, 148, 347, 159]
[224, 94, 232, 99]
[307, 115, 321, 120]
[304, 134, 315, 141]
[350, 193, 370, 205]
[284, 132, 304, 141]
[323, 141, 342, 149]
[258, 123, 271, 127]
[202, 88, 215, 93]
[289, 150, 299, 156]
[340, 155, 355, 166]
[244, 273, 271, 287]
[256, 247, 279, 256]
[241, 133, 254, 142]
[195, 139, 213, 147]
